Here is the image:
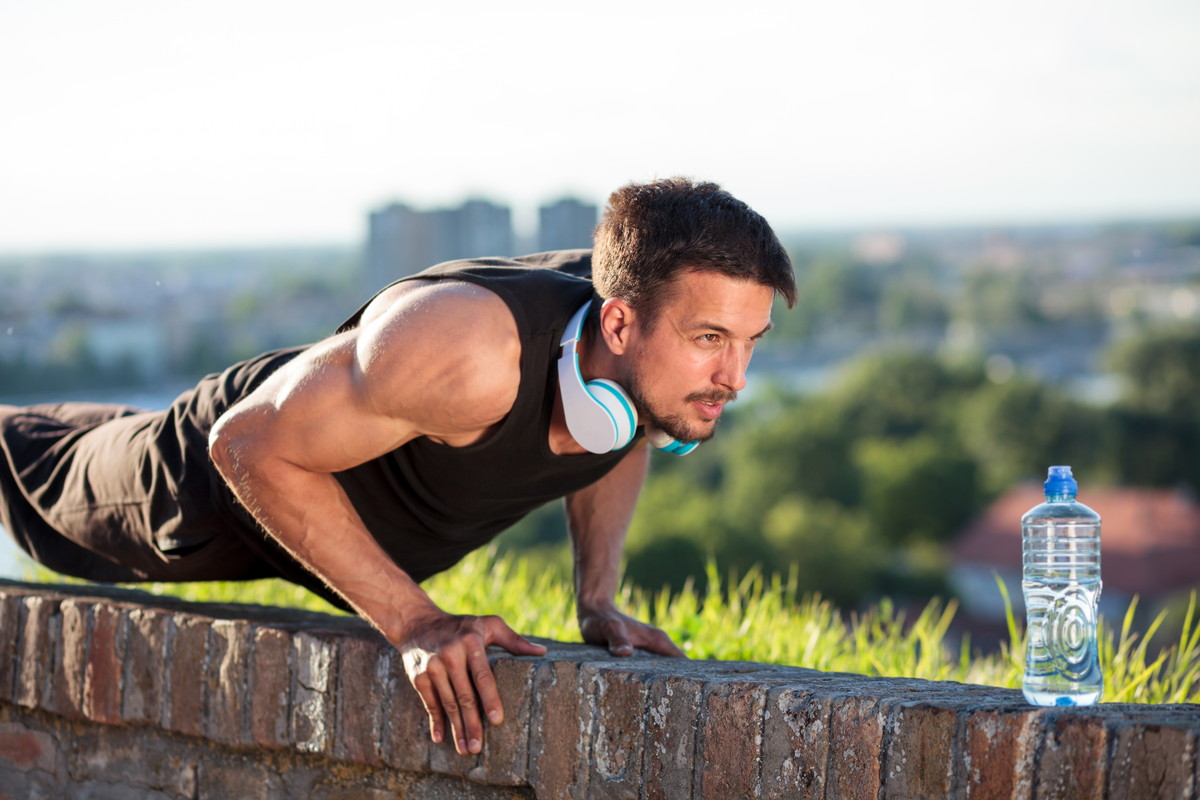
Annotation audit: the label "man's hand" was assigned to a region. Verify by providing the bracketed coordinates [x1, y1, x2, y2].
[578, 603, 686, 658]
[400, 609, 547, 755]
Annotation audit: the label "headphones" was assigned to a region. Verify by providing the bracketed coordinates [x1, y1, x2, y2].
[557, 300, 699, 456]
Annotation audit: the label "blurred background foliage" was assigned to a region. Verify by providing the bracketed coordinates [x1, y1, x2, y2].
[3, 224, 1200, 615]
[494, 226, 1200, 611]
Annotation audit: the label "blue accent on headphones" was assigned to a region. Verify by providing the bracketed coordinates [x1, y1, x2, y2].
[557, 300, 699, 455]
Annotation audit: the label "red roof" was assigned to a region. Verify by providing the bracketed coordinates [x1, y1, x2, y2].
[950, 484, 1200, 598]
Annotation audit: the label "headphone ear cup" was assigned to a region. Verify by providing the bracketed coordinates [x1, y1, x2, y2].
[584, 379, 637, 450]
[644, 424, 700, 455]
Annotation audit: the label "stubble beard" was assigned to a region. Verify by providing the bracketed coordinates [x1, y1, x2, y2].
[624, 369, 738, 444]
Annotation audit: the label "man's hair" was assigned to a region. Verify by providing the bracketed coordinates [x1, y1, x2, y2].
[591, 177, 796, 323]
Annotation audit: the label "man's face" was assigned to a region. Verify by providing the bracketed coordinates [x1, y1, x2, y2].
[621, 270, 775, 444]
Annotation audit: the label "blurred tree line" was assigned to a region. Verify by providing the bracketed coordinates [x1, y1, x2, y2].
[503, 324, 1200, 610]
[4, 231, 1198, 611]
[502, 227, 1200, 609]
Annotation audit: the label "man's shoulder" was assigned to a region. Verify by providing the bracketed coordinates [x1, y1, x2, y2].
[340, 251, 594, 336]
[354, 281, 522, 429]
[511, 249, 593, 277]
[415, 250, 593, 281]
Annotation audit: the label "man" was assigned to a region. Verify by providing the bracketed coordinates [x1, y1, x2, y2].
[0, 177, 796, 755]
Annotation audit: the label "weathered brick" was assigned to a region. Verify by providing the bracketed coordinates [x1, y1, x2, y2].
[1030, 711, 1109, 800]
[47, 598, 82, 718]
[529, 658, 591, 800]
[825, 694, 885, 800]
[250, 625, 293, 749]
[197, 754, 275, 799]
[83, 602, 124, 725]
[309, 788, 403, 800]
[381, 649, 431, 772]
[165, 614, 209, 737]
[586, 665, 648, 800]
[0, 595, 23, 703]
[697, 679, 769, 800]
[22, 596, 64, 714]
[761, 686, 834, 800]
[1107, 720, 1198, 800]
[121, 607, 170, 725]
[429, 730, 480, 778]
[960, 707, 1043, 800]
[471, 652, 537, 786]
[72, 724, 199, 795]
[644, 673, 704, 800]
[0, 722, 60, 774]
[293, 630, 337, 755]
[880, 698, 961, 800]
[334, 633, 389, 766]
[206, 619, 250, 746]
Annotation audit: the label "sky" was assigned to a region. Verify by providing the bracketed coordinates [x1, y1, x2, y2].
[2, 0, 1199, 251]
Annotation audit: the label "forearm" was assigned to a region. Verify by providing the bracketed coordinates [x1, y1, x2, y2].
[566, 444, 684, 658]
[211, 441, 438, 645]
[566, 443, 649, 610]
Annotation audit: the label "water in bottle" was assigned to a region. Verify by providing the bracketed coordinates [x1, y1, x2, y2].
[1021, 465, 1103, 706]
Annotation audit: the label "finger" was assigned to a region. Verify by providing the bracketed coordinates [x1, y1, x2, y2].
[410, 672, 446, 745]
[482, 616, 548, 656]
[602, 618, 634, 657]
[467, 645, 505, 727]
[631, 625, 687, 658]
[427, 658, 470, 755]
[445, 652, 486, 755]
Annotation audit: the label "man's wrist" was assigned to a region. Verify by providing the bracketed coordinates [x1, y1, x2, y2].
[576, 594, 619, 620]
[377, 589, 444, 647]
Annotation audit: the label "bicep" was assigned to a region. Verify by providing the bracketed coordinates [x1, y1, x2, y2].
[213, 334, 418, 476]
[212, 282, 520, 476]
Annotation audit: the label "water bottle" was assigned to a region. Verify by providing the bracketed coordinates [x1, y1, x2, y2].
[1021, 465, 1103, 706]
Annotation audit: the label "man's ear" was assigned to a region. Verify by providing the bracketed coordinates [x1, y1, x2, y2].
[598, 298, 636, 355]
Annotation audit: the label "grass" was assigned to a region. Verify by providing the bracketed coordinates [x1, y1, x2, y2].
[21, 548, 1200, 704]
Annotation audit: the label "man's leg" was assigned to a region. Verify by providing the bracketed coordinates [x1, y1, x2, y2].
[0, 403, 270, 584]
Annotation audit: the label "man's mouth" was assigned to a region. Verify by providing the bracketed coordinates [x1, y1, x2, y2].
[690, 391, 737, 421]
[694, 400, 723, 420]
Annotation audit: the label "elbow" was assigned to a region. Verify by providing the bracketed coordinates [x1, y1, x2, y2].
[207, 412, 246, 484]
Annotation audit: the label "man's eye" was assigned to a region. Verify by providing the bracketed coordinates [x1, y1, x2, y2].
[699, 334, 720, 343]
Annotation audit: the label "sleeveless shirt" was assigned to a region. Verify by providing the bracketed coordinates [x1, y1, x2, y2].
[203, 249, 640, 598]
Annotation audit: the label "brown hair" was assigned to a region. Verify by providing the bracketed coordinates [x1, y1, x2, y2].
[591, 177, 796, 322]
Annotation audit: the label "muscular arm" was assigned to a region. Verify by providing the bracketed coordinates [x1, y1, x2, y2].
[566, 442, 686, 658]
[208, 280, 545, 755]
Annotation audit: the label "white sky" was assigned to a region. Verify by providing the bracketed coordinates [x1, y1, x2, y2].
[2, 0, 1199, 251]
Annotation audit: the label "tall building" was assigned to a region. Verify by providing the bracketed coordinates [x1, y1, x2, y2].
[537, 198, 598, 253]
[365, 198, 514, 291]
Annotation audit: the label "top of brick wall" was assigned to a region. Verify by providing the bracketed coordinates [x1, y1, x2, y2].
[0, 578, 1197, 799]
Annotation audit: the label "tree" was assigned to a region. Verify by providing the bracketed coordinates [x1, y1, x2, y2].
[761, 497, 884, 608]
[955, 376, 1108, 493]
[854, 436, 978, 546]
[958, 266, 1044, 331]
[1107, 324, 1200, 420]
[722, 396, 861, 515]
[823, 350, 984, 441]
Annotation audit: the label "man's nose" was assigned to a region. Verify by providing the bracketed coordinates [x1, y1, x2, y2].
[715, 347, 750, 392]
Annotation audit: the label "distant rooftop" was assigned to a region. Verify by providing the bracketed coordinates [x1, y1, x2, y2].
[951, 483, 1200, 600]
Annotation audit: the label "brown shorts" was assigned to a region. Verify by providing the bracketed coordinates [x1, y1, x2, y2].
[0, 402, 274, 584]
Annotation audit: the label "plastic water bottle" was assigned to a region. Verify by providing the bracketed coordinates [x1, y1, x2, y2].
[1021, 465, 1103, 706]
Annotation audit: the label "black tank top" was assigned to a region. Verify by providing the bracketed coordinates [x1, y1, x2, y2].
[203, 250, 639, 598]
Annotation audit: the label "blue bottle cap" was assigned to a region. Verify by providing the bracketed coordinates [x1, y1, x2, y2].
[1044, 465, 1078, 498]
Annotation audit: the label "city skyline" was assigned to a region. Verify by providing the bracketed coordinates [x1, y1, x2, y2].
[2, 0, 1198, 252]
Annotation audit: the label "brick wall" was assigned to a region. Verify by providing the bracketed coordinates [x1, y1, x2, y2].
[0, 579, 1196, 799]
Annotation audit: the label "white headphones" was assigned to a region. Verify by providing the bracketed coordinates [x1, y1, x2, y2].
[557, 300, 699, 456]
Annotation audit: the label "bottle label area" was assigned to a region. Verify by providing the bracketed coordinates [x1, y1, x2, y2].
[1022, 579, 1104, 705]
